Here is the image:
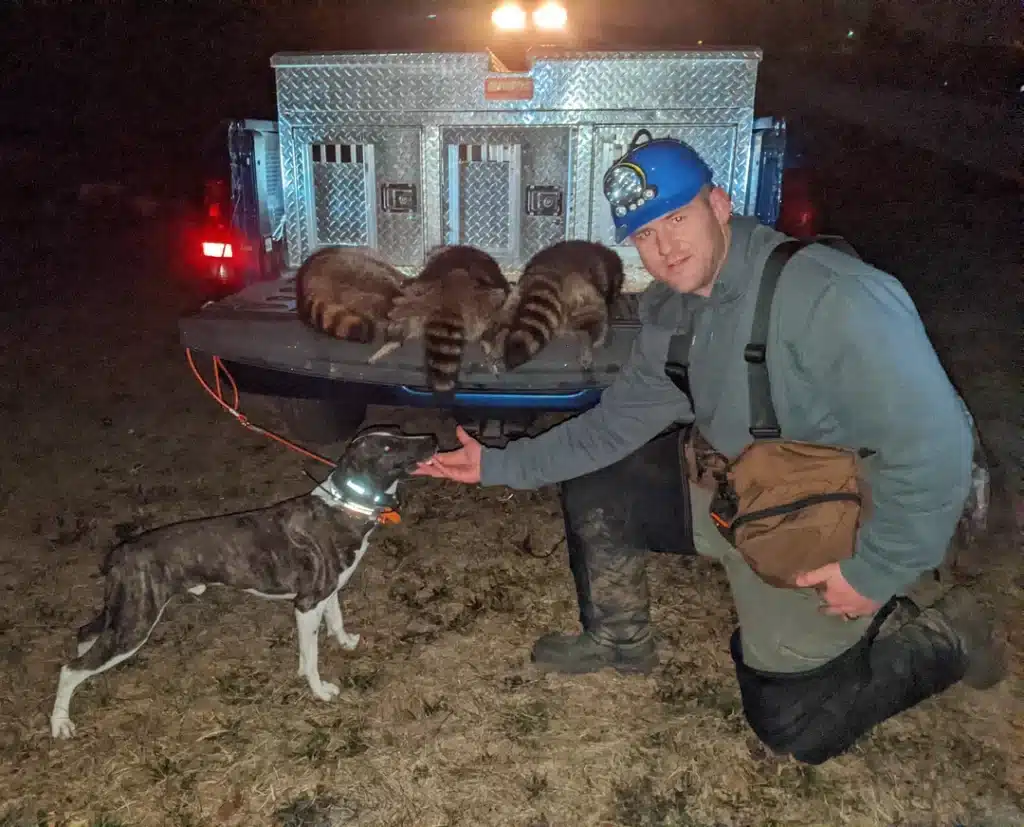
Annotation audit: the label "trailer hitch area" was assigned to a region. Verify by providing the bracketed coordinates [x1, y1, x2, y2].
[454, 415, 533, 446]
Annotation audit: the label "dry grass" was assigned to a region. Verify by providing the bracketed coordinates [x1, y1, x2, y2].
[0, 221, 1021, 827]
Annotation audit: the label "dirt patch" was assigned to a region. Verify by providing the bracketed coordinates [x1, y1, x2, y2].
[0, 218, 1021, 827]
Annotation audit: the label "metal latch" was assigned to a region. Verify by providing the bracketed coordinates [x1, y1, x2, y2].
[380, 183, 418, 214]
[525, 185, 563, 217]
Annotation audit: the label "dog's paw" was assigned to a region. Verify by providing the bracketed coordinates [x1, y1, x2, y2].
[311, 680, 340, 702]
[335, 631, 360, 650]
[50, 715, 76, 739]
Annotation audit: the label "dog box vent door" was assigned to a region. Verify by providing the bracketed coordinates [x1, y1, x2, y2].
[309, 141, 379, 249]
[443, 139, 522, 266]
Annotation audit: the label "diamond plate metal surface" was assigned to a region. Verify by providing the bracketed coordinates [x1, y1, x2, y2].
[521, 127, 571, 260]
[263, 131, 285, 235]
[421, 127, 443, 254]
[274, 49, 761, 286]
[283, 127, 424, 269]
[459, 160, 511, 251]
[313, 162, 369, 247]
[271, 50, 759, 113]
[439, 126, 571, 265]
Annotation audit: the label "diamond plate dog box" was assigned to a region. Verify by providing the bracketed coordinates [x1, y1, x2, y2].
[271, 48, 763, 290]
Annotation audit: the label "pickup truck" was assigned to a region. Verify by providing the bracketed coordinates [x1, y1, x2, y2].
[178, 45, 823, 445]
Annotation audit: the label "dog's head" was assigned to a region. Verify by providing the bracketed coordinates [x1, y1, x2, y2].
[324, 427, 438, 511]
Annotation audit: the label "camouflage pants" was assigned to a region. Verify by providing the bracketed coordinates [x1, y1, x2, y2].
[559, 427, 875, 673]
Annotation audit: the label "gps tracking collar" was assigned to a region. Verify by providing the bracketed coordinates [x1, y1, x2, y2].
[317, 471, 402, 525]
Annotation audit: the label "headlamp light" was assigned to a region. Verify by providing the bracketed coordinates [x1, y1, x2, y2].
[602, 130, 659, 218]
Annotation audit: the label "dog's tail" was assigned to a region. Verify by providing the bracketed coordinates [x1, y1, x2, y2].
[98, 541, 121, 576]
[76, 573, 123, 642]
[80, 554, 127, 644]
[76, 609, 108, 645]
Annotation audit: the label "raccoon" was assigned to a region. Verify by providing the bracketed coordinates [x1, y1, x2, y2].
[294, 246, 405, 344]
[367, 245, 510, 394]
[495, 240, 625, 371]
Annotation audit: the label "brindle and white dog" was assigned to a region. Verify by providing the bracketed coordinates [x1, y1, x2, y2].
[49, 427, 437, 739]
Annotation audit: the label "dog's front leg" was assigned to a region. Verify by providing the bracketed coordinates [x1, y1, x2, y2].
[294, 602, 340, 702]
[324, 591, 360, 650]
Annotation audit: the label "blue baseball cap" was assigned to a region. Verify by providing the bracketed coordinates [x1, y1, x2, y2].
[603, 130, 715, 243]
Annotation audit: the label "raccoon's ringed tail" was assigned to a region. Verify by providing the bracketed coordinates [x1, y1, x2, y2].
[424, 316, 466, 394]
[503, 276, 562, 369]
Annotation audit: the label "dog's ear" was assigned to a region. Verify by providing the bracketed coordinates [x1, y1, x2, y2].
[356, 424, 402, 438]
[350, 424, 395, 437]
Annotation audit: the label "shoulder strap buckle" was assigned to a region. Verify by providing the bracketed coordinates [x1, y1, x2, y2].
[746, 237, 817, 440]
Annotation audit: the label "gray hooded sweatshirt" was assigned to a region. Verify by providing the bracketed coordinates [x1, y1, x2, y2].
[479, 216, 974, 604]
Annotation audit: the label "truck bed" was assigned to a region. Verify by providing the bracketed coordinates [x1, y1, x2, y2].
[179, 277, 643, 393]
[180, 49, 780, 403]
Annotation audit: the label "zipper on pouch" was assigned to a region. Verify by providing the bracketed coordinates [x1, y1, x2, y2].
[727, 491, 862, 535]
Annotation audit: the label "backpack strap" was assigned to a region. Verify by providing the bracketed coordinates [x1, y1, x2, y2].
[666, 234, 855, 431]
[664, 330, 693, 408]
[745, 238, 816, 440]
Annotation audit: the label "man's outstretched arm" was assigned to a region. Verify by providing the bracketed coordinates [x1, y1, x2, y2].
[477, 323, 694, 490]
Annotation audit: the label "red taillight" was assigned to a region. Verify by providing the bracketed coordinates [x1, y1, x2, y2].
[202, 241, 233, 259]
[204, 178, 229, 222]
[777, 168, 823, 239]
[199, 177, 236, 264]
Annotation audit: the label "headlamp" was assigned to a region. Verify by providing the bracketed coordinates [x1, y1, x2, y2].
[603, 129, 659, 218]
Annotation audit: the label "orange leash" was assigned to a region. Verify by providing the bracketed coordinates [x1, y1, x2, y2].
[185, 348, 337, 469]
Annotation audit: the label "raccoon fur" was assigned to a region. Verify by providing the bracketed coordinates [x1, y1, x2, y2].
[367, 245, 511, 394]
[494, 240, 625, 371]
[294, 246, 405, 344]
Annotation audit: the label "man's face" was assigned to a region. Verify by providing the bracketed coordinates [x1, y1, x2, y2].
[629, 185, 733, 297]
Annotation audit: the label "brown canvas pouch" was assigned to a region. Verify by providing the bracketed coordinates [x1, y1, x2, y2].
[711, 438, 870, 588]
[670, 238, 875, 590]
[682, 428, 871, 588]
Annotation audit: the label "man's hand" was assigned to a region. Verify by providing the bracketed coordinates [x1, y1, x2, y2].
[795, 562, 883, 619]
[411, 425, 483, 484]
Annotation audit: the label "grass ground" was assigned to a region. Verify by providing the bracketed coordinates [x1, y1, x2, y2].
[0, 132, 1021, 826]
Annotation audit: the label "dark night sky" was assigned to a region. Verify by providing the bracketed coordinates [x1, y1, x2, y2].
[2, 2, 759, 184]
[1, 2, 1016, 194]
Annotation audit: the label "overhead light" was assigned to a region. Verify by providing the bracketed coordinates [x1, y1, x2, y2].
[492, 3, 527, 30]
[532, 1, 567, 30]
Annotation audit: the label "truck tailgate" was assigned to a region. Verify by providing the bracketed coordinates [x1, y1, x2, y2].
[179, 278, 642, 392]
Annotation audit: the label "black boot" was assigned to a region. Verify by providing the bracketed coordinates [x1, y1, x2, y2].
[530, 429, 696, 675]
[732, 587, 1007, 765]
[531, 501, 658, 675]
